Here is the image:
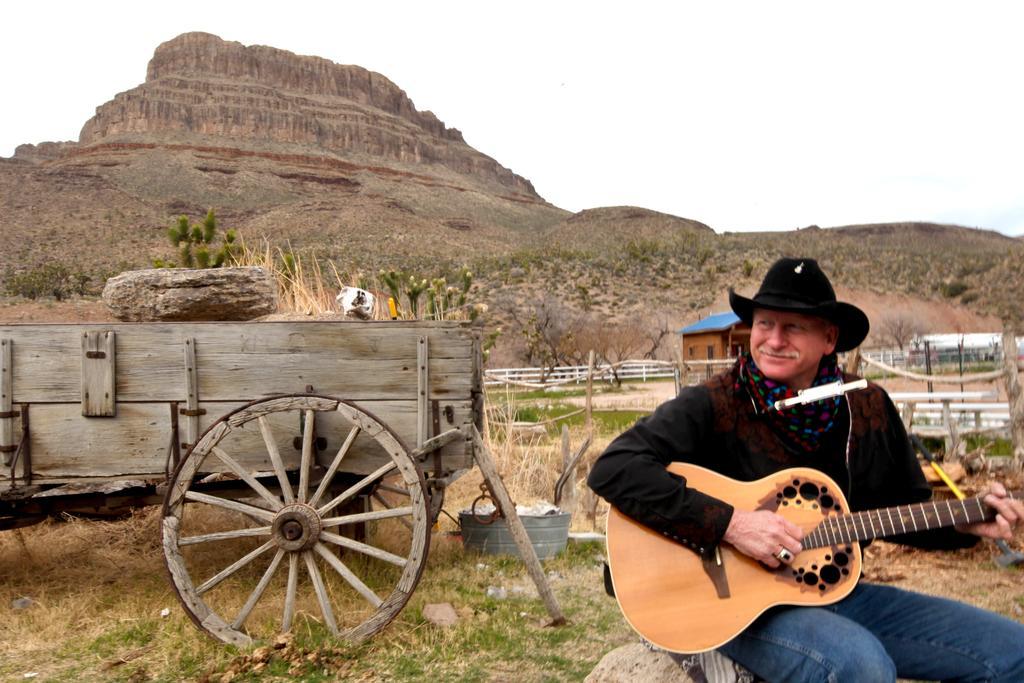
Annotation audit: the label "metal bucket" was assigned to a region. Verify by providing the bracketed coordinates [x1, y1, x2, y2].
[459, 512, 571, 559]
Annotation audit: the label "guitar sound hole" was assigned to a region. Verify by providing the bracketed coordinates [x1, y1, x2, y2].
[820, 495, 834, 508]
[799, 482, 819, 499]
[833, 552, 848, 566]
[819, 565, 841, 584]
[783, 486, 797, 499]
[803, 572, 818, 585]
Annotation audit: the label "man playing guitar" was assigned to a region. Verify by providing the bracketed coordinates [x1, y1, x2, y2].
[589, 257, 1024, 682]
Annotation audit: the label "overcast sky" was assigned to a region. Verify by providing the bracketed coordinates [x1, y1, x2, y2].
[4, 1, 1024, 235]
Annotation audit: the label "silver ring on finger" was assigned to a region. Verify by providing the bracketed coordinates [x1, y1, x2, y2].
[774, 547, 793, 564]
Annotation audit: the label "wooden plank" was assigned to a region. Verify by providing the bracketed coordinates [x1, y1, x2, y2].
[471, 426, 566, 625]
[2, 399, 473, 481]
[81, 330, 116, 417]
[0, 338, 12, 466]
[1, 322, 475, 402]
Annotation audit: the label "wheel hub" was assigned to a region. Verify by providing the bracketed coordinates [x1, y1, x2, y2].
[272, 504, 322, 551]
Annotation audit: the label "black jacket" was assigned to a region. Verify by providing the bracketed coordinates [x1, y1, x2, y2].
[588, 362, 977, 556]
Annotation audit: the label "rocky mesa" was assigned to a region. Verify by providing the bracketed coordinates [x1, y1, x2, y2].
[0, 31, 567, 282]
[75, 32, 538, 198]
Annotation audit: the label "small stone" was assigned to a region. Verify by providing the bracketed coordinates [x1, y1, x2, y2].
[11, 597, 34, 610]
[486, 586, 508, 600]
[475, 563, 488, 570]
[422, 602, 459, 627]
[159, 607, 171, 617]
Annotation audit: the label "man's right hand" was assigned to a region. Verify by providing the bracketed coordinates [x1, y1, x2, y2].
[723, 509, 804, 568]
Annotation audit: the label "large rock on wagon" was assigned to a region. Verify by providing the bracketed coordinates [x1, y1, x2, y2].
[102, 267, 278, 321]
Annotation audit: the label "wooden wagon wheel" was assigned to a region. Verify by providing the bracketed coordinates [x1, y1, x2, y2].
[161, 394, 430, 646]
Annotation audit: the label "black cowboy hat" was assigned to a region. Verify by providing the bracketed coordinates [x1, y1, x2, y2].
[729, 257, 869, 352]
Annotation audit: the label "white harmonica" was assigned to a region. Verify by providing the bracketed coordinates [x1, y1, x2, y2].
[772, 378, 868, 410]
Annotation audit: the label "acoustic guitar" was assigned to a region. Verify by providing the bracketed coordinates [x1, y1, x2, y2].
[606, 463, 1019, 653]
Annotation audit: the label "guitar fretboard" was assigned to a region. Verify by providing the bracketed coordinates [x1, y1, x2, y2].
[803, 491, 1021, 550]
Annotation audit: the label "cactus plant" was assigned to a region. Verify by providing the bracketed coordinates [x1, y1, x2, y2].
[155, 209, 238, 268]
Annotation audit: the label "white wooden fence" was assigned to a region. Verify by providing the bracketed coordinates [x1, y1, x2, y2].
[484, 360, 677, 387]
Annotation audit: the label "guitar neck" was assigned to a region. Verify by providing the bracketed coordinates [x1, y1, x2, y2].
[803, 491, 1021, 549]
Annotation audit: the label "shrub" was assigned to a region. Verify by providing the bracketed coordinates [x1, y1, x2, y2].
[3, 264, 90, 300]
[939, 280, 969, 298]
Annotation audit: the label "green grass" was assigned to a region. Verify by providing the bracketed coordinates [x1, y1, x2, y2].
[964, 436, 1014, 456]
[504, 401, 648, 435]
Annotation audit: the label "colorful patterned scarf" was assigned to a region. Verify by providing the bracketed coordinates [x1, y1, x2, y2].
[737, 352, 841, 453]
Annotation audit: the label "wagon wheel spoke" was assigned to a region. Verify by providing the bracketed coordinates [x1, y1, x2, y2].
[210, 446, 284, 510]
[258, 416, 295, 504]
[370, 494, 415, 530]
[377, 483, 411, 497]
[308, 426, 361, 508]
[320, 530, 408, 567]
[321, 506, 415, 527]
[314, 542, 383, 608]
[232, 548, 286, 630]
[184, 491, 276, 524]
[298, 410, 315, 503]
[283, 552, 299, 632]
[317, 461, 397, 517]
[179, 526, 272, 546]
[304, 551, 339, 634]
[197, 540, 277, 595]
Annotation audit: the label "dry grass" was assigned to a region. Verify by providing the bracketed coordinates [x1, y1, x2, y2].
[234, 238, 354, 317]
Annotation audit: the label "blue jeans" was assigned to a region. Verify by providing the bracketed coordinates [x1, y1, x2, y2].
[719, 583, 1024, 682]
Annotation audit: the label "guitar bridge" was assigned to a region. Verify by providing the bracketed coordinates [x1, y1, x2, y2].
[701, 546, 730, 599]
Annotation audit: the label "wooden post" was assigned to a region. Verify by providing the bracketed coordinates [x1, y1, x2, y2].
[942, 399, 960, 461]
[417, 336, 429, 447]
[899, 401, 916, 431]
[0, 339, 12, 467]
[559, 424, 577, 516]
[470, 426, 566, 625]
[183, 338, 200, 451]
[844, 347, 862, 377]
[1001, 325, 1024, 470]
[585, 350, 595, 436]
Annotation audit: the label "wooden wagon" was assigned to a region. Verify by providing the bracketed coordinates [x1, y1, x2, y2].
[0, 320, 520, 645]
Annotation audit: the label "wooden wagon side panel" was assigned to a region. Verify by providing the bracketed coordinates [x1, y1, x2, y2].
[0, 322, 475, 402]
[12, 399, 474, 482]
[0, 321, 479, 485]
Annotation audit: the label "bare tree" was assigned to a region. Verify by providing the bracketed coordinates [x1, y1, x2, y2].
[878, 313, 925, 351]
[504, 296, 584, 377]
[640, 313, 674, 360]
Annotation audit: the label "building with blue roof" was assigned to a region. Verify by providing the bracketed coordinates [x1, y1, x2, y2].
[678, 311, 749, 361]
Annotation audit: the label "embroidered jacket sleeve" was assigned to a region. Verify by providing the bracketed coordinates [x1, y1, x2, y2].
[587, 386, 733, 555]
